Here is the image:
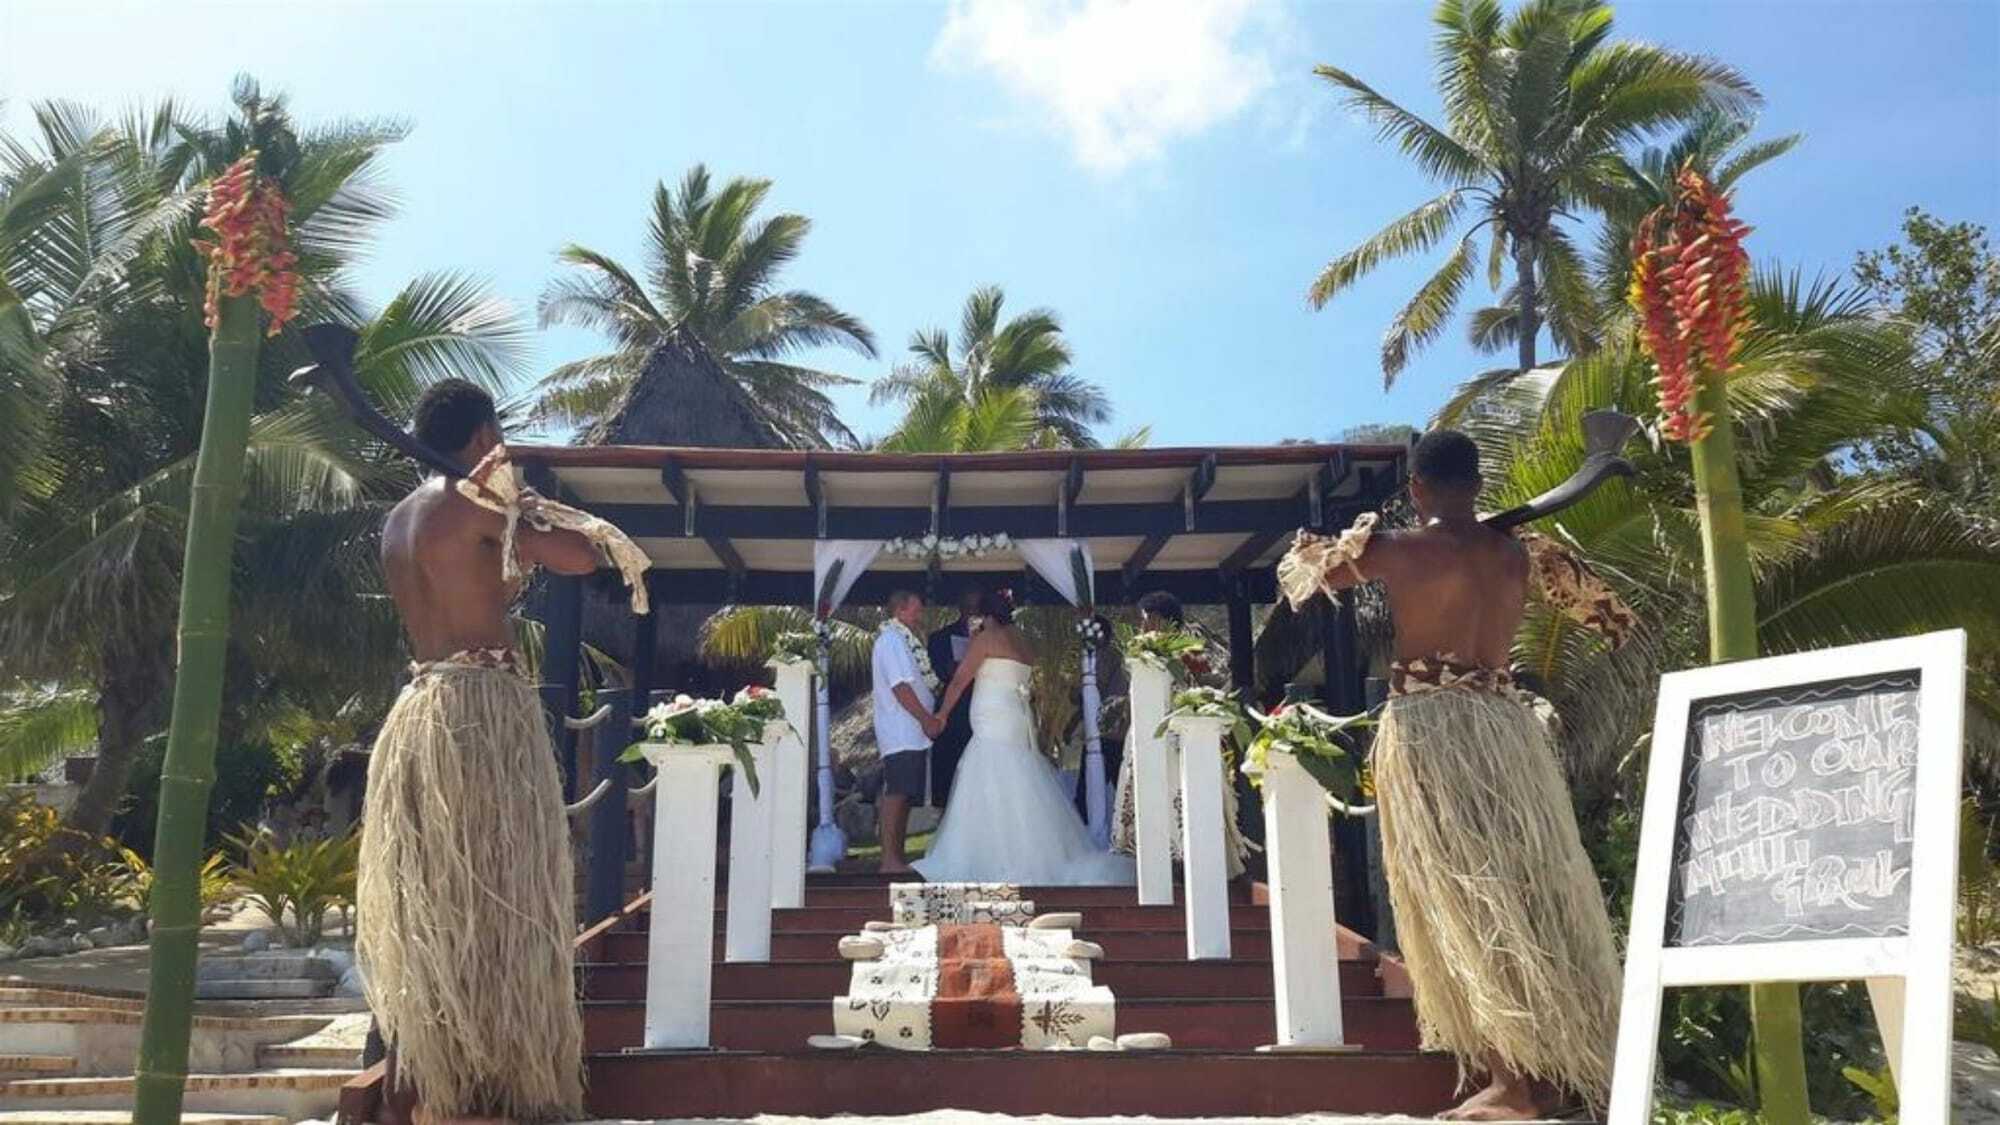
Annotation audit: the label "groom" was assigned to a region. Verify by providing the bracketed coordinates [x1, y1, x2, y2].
[873, 590, 941, 874]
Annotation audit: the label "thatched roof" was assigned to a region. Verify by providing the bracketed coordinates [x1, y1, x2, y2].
[584, 329, 779, 449]
[571, 331, 785, 682]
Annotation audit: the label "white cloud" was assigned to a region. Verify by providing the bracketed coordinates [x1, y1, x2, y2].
[931, 0, 1292, 174]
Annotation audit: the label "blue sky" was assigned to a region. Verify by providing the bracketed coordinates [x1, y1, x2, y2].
[4, 0, 1996, 446]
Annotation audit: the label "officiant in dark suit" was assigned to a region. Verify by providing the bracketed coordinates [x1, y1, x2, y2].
[925, 588, 982, 805]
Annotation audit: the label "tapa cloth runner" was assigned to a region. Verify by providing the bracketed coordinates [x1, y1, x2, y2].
[833, 922, 1114, 1050]
[891, 881, 1037, 926]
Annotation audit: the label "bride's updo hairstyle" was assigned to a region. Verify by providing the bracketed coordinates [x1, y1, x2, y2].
[976, 587, 1015, 626]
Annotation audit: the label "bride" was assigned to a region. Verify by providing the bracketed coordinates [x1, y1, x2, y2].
[915, 590, 1135, 886]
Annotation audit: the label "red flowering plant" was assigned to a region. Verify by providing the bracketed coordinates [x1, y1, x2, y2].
[192, 152, 300, 336]
[1628, 166, 1752, 443]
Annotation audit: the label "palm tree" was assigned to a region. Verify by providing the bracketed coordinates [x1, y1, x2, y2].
[534, 165, 876, 446]
[870, 286, 1110, 448]
[1308, 0, 1757, 384]
[1465, 110, 1803, 357]
[0, 84, 529, 834]
[1438, 268, 1999, 808]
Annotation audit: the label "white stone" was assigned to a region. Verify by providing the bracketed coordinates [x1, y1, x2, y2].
[1029, 912, 1082, 930]
[84, 925, 118, 946]
[1063, 940, 1104, 960]
[336, 964, 367, 998]
[1116, 1032, 1173, 1050]
[240, 929, 272, 953]
[808, 1033, 868, 1050]
[840, 936, 886, 961]
[1086, 1035, 1120, 1051]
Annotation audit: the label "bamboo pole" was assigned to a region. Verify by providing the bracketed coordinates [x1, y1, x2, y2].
[132, 292, 262, 1123]
[1688, 375, 1810, 1125]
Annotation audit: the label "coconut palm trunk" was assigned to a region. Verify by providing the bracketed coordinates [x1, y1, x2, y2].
[1513, 235, 1541, 371]
[131, 292, 263, 1123]
[1686, 375, 1811, 1125]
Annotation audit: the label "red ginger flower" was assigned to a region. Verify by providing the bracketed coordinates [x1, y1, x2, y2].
[194, 152, 300, 336]
[1628, 167, 1753, 444]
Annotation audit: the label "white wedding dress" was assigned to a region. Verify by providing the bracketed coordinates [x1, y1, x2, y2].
[915, 657, 1136, 886]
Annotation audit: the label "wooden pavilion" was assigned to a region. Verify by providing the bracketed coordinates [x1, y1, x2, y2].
[515, 440, 1408, 921]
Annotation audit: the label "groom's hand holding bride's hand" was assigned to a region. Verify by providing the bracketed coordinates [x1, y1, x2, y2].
[922, 713, 945, 739]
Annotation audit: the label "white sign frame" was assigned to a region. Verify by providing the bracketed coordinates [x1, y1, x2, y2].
[1608, 629, 1966, 1123]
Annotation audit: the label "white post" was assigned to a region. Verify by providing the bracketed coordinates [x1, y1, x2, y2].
[767, 661, 814, 908]
[1128, 662, 1176, 906]
[1081, 644, 1109, 848]
[808, 636, 846, 870]
[1259, 747, 1345, 1047]
[639, 743, 734, 1049]
[724, 732, 780, 962]
[1169, 713, 1231, 960]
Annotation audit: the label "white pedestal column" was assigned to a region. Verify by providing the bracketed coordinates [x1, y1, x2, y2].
[1128, 662, 1176, 906]
[1260, 747, 1345, 1046]
[808, 646, 846, 871]
[724, 732, 782, 962]
[639, 743, 735, 1049]
[767, 661, 814, 909]
[1168, 713, 1231, 960]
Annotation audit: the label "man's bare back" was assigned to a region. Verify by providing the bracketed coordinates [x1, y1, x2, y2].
[1365, 519, 1530, 667]
[380, 479, 527, 662]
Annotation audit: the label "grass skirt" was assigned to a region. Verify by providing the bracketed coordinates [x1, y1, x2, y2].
[357, 662, 584, 1120]
[1374, 686, 1620, 1108]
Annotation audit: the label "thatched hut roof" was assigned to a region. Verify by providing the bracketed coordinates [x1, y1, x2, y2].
[569, 331, 786, 685]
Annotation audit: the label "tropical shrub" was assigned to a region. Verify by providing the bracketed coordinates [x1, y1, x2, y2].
[0, 792, 132, 924]
[226, 826, 360, 947]
[117, 847, 235, 922]
[1961, 797, 2000, 945]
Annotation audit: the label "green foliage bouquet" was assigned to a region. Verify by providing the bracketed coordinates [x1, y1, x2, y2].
[1157, 686, 1253, 768]
[768, 630, 819, 666]
[1243, 701, 1372, 805]
[1118, 624, 1209, 682]
[621, 687, 788, 795]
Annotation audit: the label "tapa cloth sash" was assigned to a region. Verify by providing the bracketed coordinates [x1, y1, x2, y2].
[456, 445, 652, 614]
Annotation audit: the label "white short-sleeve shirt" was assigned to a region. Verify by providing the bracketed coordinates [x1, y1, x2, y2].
[872, 630, 936, 756]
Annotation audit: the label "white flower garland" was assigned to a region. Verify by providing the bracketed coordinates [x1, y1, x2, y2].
[880, 532, 1013, 561]
[882, 618, 940, 692]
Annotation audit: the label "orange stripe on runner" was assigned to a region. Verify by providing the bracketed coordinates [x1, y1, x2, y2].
[931, 924, 1021, 1048]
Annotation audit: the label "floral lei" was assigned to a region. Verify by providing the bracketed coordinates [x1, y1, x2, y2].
[883, 618, 940, 692]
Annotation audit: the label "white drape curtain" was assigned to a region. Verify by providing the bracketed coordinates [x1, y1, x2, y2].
[806, 539, 885, 869]
[812, 540, 885, 614]
[1016, 539, 1110, 846]
[1016, 539, 1094, 606]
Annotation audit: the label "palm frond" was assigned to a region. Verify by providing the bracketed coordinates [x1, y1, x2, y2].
[1309, 190, 1466, 308]
[1381, 232, 1479, 385]
[1314, 65, 1485, 184]
[0, 684, 97, 781]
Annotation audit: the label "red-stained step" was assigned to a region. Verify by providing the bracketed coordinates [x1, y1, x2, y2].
[581, 1049, 1462, 1119]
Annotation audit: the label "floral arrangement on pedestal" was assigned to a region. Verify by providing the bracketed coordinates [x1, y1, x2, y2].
[620, 686, 786, 793]
[1156, 685, 1252, 768]
[880, 532, 1013, 561]
[1117, 624, 1210, 683]
[768, 630, 819, 666]
[1242, 701, 1372, 804]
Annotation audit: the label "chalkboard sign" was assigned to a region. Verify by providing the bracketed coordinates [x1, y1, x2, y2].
[1608, 631, 1966, 1125]
[1665, 671, 1922, 948]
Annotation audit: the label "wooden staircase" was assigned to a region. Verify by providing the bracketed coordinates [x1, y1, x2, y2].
[346, 874, 1463, 1120]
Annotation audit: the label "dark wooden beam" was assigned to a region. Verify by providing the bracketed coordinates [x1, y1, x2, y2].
[623, 566, 1277, 608]
[931, 463, 951, 536]
[588, 495, 1364, 542]
[1125, 454, 1221, 587]
[661, 460, 747, 584]
[538, 574, 584, 801]
[802, 457, 826, 538]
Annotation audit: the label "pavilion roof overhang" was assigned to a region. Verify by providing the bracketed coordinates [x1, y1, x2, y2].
[513, 442, 1407, 606]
